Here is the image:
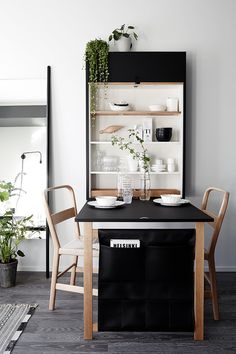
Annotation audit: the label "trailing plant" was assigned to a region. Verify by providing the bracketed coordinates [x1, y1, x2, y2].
[0, 210, 33, 263]
[111, 129, 150, 172]
[85, 39, 109, 118]
[109, 24, 138, 48]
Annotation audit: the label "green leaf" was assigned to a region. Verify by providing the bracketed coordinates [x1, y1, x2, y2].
[120, 24, 125, 31]
[128, 26, 134, 29]
[108, 35, 113, 41]
[0, 191, 9, 202]
[17, 250, 25, 257]
[133, 32, 138, 40]
[123, 33, 129, 38]
[113, 32, 121, 41]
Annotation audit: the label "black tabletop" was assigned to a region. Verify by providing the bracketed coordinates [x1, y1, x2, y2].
[75, 199, 213, 223]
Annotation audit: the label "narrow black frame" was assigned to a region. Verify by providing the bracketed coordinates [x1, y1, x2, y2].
[46, 65, 51, 278]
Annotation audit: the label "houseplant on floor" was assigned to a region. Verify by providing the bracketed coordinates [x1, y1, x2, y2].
[109, 24, 138, 51]
[0, 181, 32, 287]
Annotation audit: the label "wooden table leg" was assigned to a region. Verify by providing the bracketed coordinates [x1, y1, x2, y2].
[83, 222, 93, 340]
[194, 222, 205, 340]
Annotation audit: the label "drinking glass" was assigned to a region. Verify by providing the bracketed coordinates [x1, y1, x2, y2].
[121, 175, 133, 204]
[122, 188, 133, 204]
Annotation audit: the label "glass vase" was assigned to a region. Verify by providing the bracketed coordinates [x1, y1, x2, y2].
[139, 171, 151, 201]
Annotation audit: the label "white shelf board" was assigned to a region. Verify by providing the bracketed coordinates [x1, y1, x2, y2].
[90, 171, 180, 175]
[90, 141, 181, 145]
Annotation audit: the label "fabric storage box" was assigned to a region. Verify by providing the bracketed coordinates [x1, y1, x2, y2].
[98, 229, 195, 332]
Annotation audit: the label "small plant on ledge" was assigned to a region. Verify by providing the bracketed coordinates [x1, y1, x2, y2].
[85, 39, 109, 120]
[111, 129, 151, 201]
[111, 129, 150, 172]
[109, 24, 138, 50]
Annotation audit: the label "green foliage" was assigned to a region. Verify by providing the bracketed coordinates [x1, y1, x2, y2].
[109, 24, 138, 48]
[0, 181, 14, 202]
[0, 210, 33, 263]
[85, 39, 109, 116]
[111, 129, 150, 172]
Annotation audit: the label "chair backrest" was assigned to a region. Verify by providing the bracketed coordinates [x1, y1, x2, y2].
[201, 187, 229, 256]
[43, 185, 80, 250]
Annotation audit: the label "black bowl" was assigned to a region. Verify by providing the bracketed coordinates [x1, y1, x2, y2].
[156, 127, 172, 142]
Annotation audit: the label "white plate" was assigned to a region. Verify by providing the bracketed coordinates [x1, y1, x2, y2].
[153, 198, 190, 207]
[87, 200, 125, 209]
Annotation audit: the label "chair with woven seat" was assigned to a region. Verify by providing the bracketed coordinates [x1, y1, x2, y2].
[43, 185, 98, 310]
[201, 187, 229, 320]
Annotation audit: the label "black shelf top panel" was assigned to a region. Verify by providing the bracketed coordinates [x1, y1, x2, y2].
[75, 199, 213, 223]
[108, 52, 186, 83]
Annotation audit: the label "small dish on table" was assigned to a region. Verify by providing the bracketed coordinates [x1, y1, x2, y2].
[153, 197, 190, 207]
[87, 200, 125, 209]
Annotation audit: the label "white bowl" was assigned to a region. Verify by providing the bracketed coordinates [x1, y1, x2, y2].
[154, 159, 163, 165]
[95, 196, 117, 207]
[152, 164, 166, 168]
[109, 103, 129, 111]
[149, 104, 166, 112]
[160, 194, 181, 204]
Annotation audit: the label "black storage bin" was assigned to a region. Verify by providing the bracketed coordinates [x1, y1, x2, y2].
[98, 229, 195, 332]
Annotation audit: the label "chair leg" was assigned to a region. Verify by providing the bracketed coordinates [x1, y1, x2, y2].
[49, 252, 60, 311]
[70, 256, 78, 285]
[208, 257, 220, 320]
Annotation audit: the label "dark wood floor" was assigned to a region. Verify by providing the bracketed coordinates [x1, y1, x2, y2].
[0, 272, 236, 353]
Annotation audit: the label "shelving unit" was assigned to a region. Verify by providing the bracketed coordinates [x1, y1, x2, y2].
[94, 110, 181, 116]
[86, 52, 186, 198]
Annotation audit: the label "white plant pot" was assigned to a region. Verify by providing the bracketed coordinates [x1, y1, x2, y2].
[127, 156, 138, 172]
[116, 37, 131, 52]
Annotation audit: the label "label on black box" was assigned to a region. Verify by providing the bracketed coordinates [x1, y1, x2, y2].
[110, 239, 140, 248]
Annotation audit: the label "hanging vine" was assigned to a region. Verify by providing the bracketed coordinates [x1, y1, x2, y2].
[85, 39, 109, 123]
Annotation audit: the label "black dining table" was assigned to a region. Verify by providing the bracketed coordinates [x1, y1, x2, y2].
[75, 199, 213, 341]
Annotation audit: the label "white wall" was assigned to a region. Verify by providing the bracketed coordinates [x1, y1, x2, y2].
[0, 0, 235, 271]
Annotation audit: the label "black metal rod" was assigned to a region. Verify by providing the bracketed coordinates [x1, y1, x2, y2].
[46, 65, 51, 279]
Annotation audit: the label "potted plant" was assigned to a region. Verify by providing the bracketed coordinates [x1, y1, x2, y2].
[85, 39, 109, 121]
[0, 180, 33, 287]
[111, 129, 151, 200]
[109, 24, 138, 51]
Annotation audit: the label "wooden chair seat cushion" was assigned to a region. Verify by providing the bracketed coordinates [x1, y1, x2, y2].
[59, 238, 99, 256]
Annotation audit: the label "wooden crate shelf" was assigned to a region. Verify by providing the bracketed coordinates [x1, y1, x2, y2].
[91, 189, 181, 198]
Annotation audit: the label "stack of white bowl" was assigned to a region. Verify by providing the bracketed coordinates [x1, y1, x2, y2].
[151, 159, 166, 172]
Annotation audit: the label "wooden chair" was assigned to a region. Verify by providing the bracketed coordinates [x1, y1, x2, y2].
[43, 185, 98, 310]
[201, 187, 229, 320]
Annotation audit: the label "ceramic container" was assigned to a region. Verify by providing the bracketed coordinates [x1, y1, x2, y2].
[149, 104, 166, 111]
[166, 98, 179, 112]
[96, 196, 117, 207]
[156, 128, 172, 142]
[160, 194, 181, 204]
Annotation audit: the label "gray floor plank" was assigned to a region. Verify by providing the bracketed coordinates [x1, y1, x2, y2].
[0, 272, 236, 353]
